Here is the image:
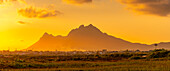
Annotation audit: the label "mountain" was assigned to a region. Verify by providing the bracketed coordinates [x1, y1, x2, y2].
[27, 24, 160, 51]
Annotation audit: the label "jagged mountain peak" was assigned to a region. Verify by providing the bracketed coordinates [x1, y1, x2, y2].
[78, 24, 98, 29]
[41, 32, 55, 39]
[43, 32, 50, 36]
[87, 24, 95, 27]
[79, 25, 85, 28]
[67, 24, 103, 37]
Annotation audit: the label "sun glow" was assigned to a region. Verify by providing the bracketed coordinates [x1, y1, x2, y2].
[0, 0, 170, 51]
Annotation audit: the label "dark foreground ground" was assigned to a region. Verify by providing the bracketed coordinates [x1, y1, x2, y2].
[0, 49, 170, 71]
[1, 60, 170, 71]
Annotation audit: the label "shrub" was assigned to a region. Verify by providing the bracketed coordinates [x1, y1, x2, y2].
[148, 49, 170, 58]
[129, 56, 142, 60]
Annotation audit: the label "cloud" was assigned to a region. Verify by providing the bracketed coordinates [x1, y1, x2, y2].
[0, 0, 26, 4]
[118, 0, 170, 16]
[20, 40, 24, 42]
[17, 0, 27, 4]
[63, 0, 92, 4]
[18, 7, 61, 18]
[18, 21, 26, 24]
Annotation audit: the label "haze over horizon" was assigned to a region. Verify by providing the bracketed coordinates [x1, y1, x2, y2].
[26, 24, 156, 51]
[1, 0, 170, 51]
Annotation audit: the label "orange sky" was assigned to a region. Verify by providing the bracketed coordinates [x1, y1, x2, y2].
[1, 0, 170, 50]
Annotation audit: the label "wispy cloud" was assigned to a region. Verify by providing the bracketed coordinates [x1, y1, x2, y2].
[118, 0, 170, 16]
[18, 21, 26, 24]
[18, 7, 61, 18]
[0, 0, 26, 4]
[63, 0, 92, 4]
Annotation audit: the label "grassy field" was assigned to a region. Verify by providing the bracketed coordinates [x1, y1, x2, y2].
[0, 49, 170, 71]
[1, 60, 170, 71]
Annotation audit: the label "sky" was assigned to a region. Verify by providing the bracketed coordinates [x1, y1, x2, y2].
[1, 0, 170, 50]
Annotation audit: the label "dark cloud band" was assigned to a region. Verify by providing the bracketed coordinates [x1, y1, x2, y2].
[118, 0, 170, 16]
[63, 0, 92, 4]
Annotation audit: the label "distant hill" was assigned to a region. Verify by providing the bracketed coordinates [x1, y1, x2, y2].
[27, 24, 167, 51]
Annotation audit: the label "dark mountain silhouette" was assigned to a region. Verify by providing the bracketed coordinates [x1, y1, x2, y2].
[27, 24, 161, 51]
[152, 42, 170, 49]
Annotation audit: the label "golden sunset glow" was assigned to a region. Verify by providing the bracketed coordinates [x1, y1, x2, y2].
[1, 0, 170, 51]
[63, 0, 92, 4]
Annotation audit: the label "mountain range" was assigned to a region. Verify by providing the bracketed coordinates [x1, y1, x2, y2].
[26, 24, 170, 51]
